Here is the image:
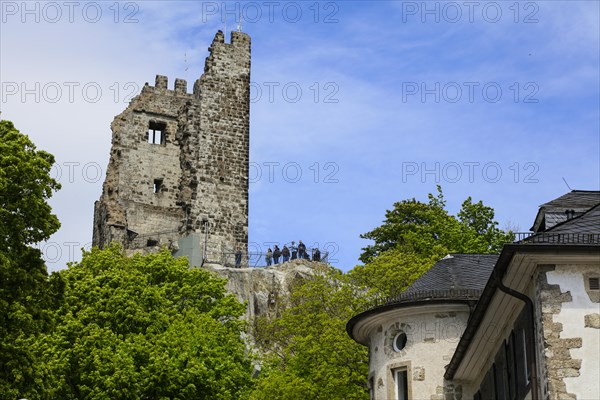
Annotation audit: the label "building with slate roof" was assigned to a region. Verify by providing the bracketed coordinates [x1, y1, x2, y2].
[530, 190, 600, 232]
[347, 191, 600, 400]
[347, 254, 498, 399]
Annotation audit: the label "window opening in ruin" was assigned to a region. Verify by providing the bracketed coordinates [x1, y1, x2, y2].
[147, 239, 159, 247]
[393, 368, 408, 400]
[153, 179, 163, 193]
[148, 121, 166, 144]
[590, 277, 600, 290]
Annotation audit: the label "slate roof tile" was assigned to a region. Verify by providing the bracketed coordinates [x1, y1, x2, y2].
[397, 254, 498, 301]
[541, 190, 600, 209]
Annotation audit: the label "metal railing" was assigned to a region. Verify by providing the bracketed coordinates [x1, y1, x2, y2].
[123, 231, 332, 268]
[219, 249, 330, 268]
[513, 232, 600, 245]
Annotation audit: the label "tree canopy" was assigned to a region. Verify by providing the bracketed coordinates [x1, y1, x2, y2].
[0, 120, 61, 250]
[0, 119, 61, 397]
[359, 186, 512, 264]
[349, 250, 439, 299]
[28, 245, 254, 399]
[353, 186, 513, 298]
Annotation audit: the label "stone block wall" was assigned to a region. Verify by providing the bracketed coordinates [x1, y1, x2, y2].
[93, 30, 250, 259]
[192, 30, 250, 260]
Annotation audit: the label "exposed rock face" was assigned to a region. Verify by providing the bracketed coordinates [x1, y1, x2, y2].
[93, 30, 251, 261]
[205, 260, 319, 323]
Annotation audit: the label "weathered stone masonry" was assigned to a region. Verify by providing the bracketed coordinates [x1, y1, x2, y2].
[93, 30, 250, 260]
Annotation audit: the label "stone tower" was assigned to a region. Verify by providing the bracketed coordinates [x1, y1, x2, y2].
[93, 30, 250, 265]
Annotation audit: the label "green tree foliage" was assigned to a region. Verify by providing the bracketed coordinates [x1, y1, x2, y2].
[353, 187, 513, 298]
[28, 246, 254, 400]
[457, 196, 514, 252]
[250, 265, 370, 400]
[359, 186, 512, 264]
[0, 120, 61, 249]
[0, 119, 61, 397]
[349, 250, 438, 299]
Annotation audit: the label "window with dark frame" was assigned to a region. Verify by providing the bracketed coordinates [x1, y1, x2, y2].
[148, 121, 166, 145]
[514, 315, 531, 397]
[480, 368, 496, 400]
[473, 308, 533, 400]
[394, 368, 408, 400]
[506, 334, 516, 399]
[393, 332, 408, 352]
[495, 338, 510, 400]
[519, 329, 530, 386]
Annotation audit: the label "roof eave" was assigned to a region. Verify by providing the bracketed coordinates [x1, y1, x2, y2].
[347, 297, 479, 345]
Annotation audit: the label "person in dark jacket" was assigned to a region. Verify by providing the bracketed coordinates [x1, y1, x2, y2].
[290, 241, 298, 260]
[313, 248, 321, 262]
[298, 240, 306, 259]
[273, 245, 281, 264]
[235, 246, 242, 267]
[282, 245, 290, 262]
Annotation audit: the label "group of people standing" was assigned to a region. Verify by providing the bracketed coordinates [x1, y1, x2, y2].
[265, 240, 321, 266]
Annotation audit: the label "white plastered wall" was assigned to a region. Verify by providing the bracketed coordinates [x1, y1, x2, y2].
[546, 264, 600, 399]
[366, 304, 470, 400]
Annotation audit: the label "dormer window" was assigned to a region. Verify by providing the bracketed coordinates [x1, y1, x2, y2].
[148, 121, 166, 144]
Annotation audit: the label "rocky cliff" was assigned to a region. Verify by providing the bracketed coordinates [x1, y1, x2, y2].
[205, 259, 320, 324]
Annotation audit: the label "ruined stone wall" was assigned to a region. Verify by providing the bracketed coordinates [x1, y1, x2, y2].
[192, 30, 251, 260]
[93, 30, 250, 257]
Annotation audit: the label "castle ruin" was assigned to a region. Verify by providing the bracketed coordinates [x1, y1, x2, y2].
[93, 30, 250, 265]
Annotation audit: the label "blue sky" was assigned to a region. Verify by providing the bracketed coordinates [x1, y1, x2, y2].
[1, 1, 598, 271]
